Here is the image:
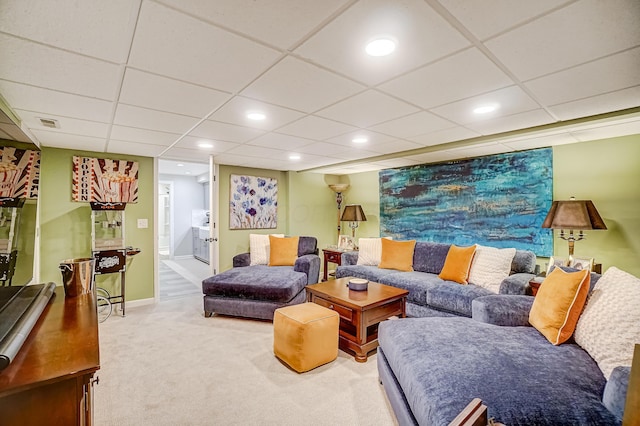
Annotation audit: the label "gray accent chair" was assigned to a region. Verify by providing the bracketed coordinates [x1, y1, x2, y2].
[202, 236, 320, 320]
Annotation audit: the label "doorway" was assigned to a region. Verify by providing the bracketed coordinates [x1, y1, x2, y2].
[158, 181, 172, 259]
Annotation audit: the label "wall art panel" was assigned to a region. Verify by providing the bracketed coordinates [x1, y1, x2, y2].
[229, 174, 277, 229]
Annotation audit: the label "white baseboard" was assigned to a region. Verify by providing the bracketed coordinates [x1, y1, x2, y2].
[125, 297, 156, 309]
[172, 255, 193, 260]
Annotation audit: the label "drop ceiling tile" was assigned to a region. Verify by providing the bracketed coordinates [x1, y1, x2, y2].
[119, 69, 231, 117]
[502, 133, 579, 150]
[379, 48, 513, 109]
[31, 129, 107, 151]
[110, 125, 179, 146]
[526, 48, 640, 106]
[372, 158, 421, 168]
[162, 147, 220, 163]
[549, 86, 640, 121]
[486, 0, 640, 81]
[176, 136, 239, 153]
[326, 148, 380, 161]
[14, 109, 109, 138]
[114, 104, 199, 134]
[240, 157, 292, 171]
[316, 90, 419, 127]
[0, 34, 121, 100]
[367, 139, 423, 155]
[325, 129, 395, 147]
[430, 86, 540, 125]
[0, 0, 138, 63]
[225, 144, 288, 160]
[465, 109, 555, 135]
[295, 0, 470, 85]
[247, 132, 316, 150]
[241, 56, 365, 113]
[276, 116, 357, 140]
[369, 111, 456, 139]
[211, 153, 252, 166]
[0, 81, 113, 122]
[208, 97, 305, 131]
[129, 1, 280, 92]
[296, 142, 349, 157]
[189, 120, 265, 143]
[156, 0, 350, 50]
[405, 150, 461, 164]
[409, 126, 481, 146]
[107, 140, 168, 157]
[439, 0, 570, 40]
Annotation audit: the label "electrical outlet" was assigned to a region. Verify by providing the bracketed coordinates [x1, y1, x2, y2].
[137, 218, 148, 229]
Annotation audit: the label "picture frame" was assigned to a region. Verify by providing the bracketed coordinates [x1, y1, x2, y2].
[547, 256, 568, 274]
[338, 234, 354, 250]
[569, 256, 595, 272]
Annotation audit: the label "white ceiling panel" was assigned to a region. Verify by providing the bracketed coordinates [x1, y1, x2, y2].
[241, 56, 365, 113]
[14, 110, 109, 138]
[189, 120, 265, 144]
[369, 111, 455, 139]
[316, 90, 419, 127]
[325, 129, 394, 147]
[247, 132, 316, 150]
[502, 133, 580, 151]
[277, 116, 357, 140]
[159, 159, 209, 177]
[486, 0, 640, 81]
[129, 1, 281, 92]
[0, 0, 138, 63]
[465, 109, 555, 135]
[108, 140, 168, 157]
[110, 125, 178, 146]
[155, 0, 351, 50]
[0, 81, 113, 123]
[208, 97, 305, 131]
[295, 0, 470, 85]
[367, 139, 423, 155]
[212, 153, 253, 167]
[549, 86, 640, 121]
[296, 142, 351, 157]
[162, 147, 221, 163]
[175, 136, 239, 153]
[30, 130, 107, 152]
[119, 68, 231, 118]
[114, 104, 199, 134]
[0, 34, 120, 100]
[379, 48, 513, 109]
[225, 144, 289, 160]
[409, 126, 481, 146]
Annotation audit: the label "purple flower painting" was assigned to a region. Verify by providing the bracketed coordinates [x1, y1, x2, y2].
[229, 174, 277, 229]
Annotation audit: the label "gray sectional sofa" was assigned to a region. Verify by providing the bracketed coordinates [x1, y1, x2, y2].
[335, 241, 537, 318]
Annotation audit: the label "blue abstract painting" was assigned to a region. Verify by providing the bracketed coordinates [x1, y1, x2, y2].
[379, 148, 553, 256]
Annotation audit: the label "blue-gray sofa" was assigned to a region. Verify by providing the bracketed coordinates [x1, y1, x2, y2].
[335, 241, 537, 318]
[202, 236, 320, 320]
[377, 289, 629, 425]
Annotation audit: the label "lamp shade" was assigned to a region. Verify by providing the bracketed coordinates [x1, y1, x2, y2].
[541, 199, 607, 230]
[341, 204, 367, 222]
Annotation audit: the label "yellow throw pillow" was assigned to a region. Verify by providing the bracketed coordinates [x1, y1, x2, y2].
[268, 236, 299, 266]
[378, 239, 416, 272]
[529, 267, 590, 345]
[438, 244, 477, 284]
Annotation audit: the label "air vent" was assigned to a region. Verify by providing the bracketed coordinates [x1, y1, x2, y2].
[38, 118, 59, 128]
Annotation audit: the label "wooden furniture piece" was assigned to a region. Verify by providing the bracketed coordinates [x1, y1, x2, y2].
[450, 398, 488, 426]
[623, 344, 640, 426]
[306, 277, 408, 362]
[0, 287, 100, 425]
[322, 248, 353, 281]
[529, 277, 545, 296]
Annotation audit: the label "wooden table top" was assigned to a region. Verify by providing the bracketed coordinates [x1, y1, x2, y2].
[306, 277, 408, 310]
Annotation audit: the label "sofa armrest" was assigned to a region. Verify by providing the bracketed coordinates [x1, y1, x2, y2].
[603, 366, 631, 422]
[499, 272, 536, 295]
[294, 254, 320, 285]
[341, 251, 358, 265]
[233, 253, 250, 267]
[472, 295, 534, 326]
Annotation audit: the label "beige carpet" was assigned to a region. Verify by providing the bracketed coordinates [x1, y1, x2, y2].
[95, 294, 398, 425]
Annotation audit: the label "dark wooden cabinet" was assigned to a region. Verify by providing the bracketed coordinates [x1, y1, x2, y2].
[0, 287, 100, 425]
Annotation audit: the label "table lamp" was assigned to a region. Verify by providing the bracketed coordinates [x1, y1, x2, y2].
[340, 204, 367, 240]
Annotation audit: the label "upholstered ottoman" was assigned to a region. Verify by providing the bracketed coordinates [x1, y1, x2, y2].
[273, 303, 339, 373]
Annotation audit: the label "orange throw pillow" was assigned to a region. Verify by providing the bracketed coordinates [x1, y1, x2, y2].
[529, 267, 590, 345]
[268, 236, 299, 266]
[438, 244, 477, 284]
[378, 239, 416, 272]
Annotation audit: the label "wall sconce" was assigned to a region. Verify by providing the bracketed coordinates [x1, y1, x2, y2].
[541, 197, 607, 257]
[340, 204, 367, 239]
[328, 183, 350, 243]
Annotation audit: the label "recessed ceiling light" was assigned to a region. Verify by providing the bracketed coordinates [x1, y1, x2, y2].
[289, 154, 301, 160]
[185, 171, 192, 175]
[176, 163, 184, 167]
[247, 112, 266, 120]
[352, 137, 368, 143]
[473, 104, 499, 114]
[365, 38, 396, 57]
[198, 142, 214, 148]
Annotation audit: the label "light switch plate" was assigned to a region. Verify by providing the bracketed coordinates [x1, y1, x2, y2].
[137, 218, 148, 229]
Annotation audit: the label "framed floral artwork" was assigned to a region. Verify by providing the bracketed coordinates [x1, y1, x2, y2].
[229, 174, 277, 229]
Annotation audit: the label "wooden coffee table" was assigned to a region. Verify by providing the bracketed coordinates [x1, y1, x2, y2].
[306, 277, 408, 362]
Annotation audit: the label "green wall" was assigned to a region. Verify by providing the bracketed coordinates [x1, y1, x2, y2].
[39, 147, 155, 301]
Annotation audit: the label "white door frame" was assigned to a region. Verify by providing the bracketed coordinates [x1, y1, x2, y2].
[158, 180, 175, 258]
[208, 156, 219, 275]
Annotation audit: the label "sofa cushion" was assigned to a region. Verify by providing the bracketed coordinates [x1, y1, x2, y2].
[379, 272, 442, 305]
[412, 242, 450, 274]
[529, 268, 590, 345]
[438, 244, 477, 284]
[574, 266, 640, 379]
[356, 237, 391, 266]
[378, 317, 618, 425]
[249, 233, 284, 265]
[269, 236, 299, 266]
[427, 281, 492, 317]
[468, 245, 516, 293]
[510, 249, 537, 274]
[379, 239, 416, 272]
[202, 265, 306, 303]
[335, 264, 398, 283]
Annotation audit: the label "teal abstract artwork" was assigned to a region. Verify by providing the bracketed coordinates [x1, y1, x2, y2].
[379, 148, 553, 256]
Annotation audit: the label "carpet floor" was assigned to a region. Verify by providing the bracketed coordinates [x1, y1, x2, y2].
[94, 293, 397, 425]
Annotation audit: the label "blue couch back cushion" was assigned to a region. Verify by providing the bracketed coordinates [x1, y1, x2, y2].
[297, 236, 318, 256]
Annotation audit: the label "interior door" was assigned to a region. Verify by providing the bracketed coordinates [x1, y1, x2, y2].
[208, 156, 219, 275]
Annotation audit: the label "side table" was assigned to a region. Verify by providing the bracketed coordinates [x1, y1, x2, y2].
[322, 249, 355, 281]
[529, 276, 545, 296]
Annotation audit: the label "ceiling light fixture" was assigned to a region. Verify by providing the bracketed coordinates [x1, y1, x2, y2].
[247, 112, 266, 120]
[473, 104, 499, 114]
[352, 137, 368, 143]
[365, 38, 396, 57]
[176, 163, 184, 167]
[289, 154, 301, 160]
[198, 142, 214, 148]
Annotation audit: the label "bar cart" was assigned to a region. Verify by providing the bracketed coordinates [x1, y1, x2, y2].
[0, 198, 24, 286]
